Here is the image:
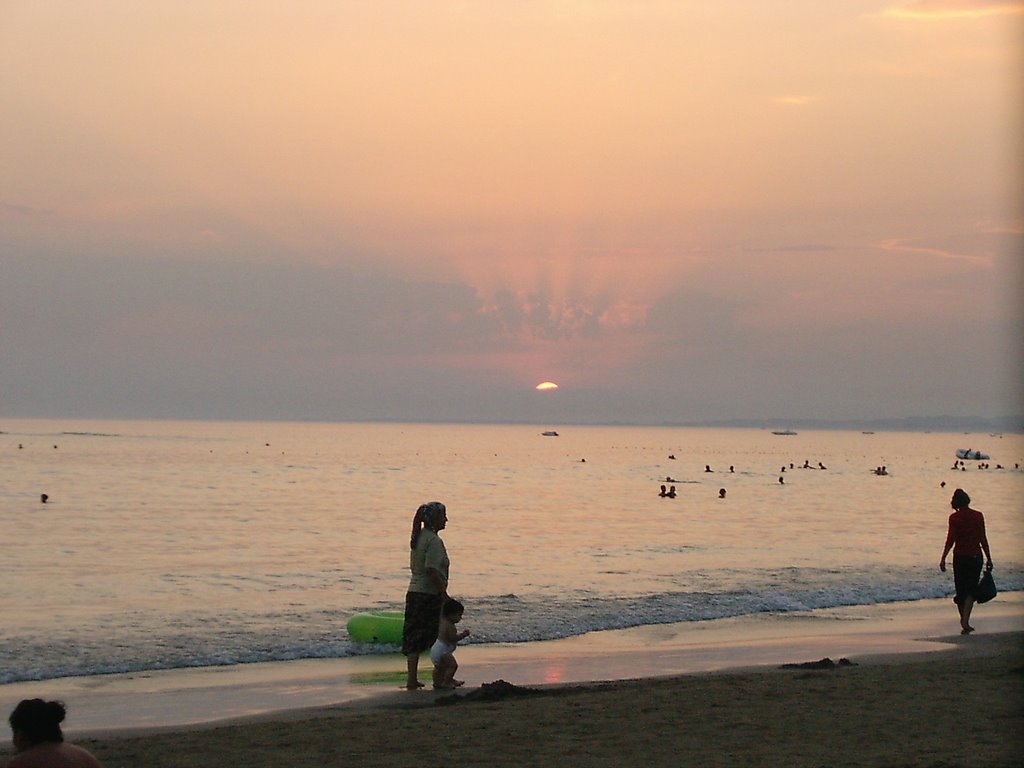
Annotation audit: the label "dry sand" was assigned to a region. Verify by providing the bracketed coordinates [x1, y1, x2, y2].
[3, 631, 1022, 768]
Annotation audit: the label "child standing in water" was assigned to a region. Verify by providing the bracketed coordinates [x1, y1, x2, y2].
[431, 597, 470, 689]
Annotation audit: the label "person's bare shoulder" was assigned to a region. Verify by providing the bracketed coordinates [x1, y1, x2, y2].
[73, 744, 103, 768]
[8, 743, 102, 768]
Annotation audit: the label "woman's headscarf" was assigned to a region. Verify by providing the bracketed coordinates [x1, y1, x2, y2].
[410, 501, 446, 549]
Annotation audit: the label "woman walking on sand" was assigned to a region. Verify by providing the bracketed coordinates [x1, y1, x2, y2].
[402, 501, 450, 689]
[939, 488, 993, 635]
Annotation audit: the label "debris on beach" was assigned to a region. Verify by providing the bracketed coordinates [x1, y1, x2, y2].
[436, 679, 546, 705]
[779, 657, 857, 670]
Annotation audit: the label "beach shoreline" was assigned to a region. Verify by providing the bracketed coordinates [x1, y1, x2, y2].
[2, 632, 1021, 768]
[2, 593, 1021, 739]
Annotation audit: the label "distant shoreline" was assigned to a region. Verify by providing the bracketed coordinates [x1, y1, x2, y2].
[4, 414, 1022, 433]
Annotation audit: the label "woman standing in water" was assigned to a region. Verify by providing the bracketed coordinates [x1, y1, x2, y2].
[402, 501, 450, 689]
[7, 699, 102, 768]
[939, 488, 994, 635]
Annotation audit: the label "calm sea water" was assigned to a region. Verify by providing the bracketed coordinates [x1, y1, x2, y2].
[1, 419, 1021, 685]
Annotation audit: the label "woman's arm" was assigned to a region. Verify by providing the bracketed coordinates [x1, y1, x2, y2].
[981, 518, 993, 568]
[940, 517, 955, 571]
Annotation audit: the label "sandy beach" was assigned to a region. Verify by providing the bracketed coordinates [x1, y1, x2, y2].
[2, 594, 1022, 767]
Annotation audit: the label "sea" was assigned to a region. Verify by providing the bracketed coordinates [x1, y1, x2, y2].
[1, 419, 1021, 686]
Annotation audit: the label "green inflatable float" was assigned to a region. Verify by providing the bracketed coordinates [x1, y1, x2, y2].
[346, 611, 404, 645]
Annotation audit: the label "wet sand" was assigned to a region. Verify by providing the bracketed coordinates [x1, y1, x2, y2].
[2, 595, 1022, 767]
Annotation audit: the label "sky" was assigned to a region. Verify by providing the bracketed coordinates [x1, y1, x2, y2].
[2, 0, 1022, 426]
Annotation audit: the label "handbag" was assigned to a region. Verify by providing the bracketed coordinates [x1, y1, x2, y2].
[975, 569, 997, 604]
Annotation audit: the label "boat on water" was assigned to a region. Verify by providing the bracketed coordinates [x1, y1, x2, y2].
[771, 430, 798, 436]
[955, 449, 990, 461]
[541, 431, 559, 437]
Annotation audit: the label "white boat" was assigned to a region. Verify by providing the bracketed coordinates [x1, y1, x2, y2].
[955, 449, 989, 461]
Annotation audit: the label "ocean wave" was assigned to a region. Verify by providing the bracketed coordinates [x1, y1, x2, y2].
[3, 565, 1020, 685]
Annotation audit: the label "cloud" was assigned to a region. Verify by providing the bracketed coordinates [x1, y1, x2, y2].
[882, 0, 1024, 20]
[0, 201, 54, 217]
[756, 244, 839, 254]
[877, 237, 995, 265]
[773, 95, 814, 106]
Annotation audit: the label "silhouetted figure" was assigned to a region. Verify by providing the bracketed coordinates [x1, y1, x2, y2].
[40, 494, 48, 504]
[667, 485, 677, 498]
[7, 699, 102, 768]
[659, 485, 668, 498]
[939, 488, 993, 635]
[719, 488, 726, 499]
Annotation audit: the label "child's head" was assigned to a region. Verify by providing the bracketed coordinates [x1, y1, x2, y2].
[442, 597, 464, 621]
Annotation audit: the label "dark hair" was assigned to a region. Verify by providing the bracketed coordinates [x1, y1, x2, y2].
[442, 597, 464, 617]
[9, 699, 66, 745]
[409, 501, 445, 550]
[951, 488, 971, 509]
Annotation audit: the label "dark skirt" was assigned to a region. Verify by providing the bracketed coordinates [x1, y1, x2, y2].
[952, 554, 984, 605]
[401, 591, 443, 656]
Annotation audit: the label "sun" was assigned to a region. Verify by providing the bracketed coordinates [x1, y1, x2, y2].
[535, 381, 559, 391]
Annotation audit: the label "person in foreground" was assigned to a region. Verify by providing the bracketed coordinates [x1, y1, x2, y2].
[431, 597, 470, 689]
[939, 488, 993, 635]
[402, 501, 451, 690]
[7, 699, 102, 768]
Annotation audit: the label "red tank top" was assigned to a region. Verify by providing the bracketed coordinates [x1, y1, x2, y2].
[944, 508, 987, 557]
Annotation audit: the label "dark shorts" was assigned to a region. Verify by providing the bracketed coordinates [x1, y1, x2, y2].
[952, 555, 984, 605]
[401, 591, 443, 656]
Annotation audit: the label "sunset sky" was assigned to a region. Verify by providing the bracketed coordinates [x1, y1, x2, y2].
[2, 1, 1021, 425]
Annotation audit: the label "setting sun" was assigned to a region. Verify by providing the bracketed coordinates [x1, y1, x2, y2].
[535, 381, 559, 391]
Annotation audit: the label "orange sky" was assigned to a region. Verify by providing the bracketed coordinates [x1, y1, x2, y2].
[1, 1, 1021, 423]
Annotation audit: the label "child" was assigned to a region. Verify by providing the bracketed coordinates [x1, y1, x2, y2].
[430, 597, 470, 689]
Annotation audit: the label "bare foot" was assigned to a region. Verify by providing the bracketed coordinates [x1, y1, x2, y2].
[960, 626, 975, 635]
[433, 682, 456, 690]
[453, 679, 465, 687]
[404, 681, 426, 690]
